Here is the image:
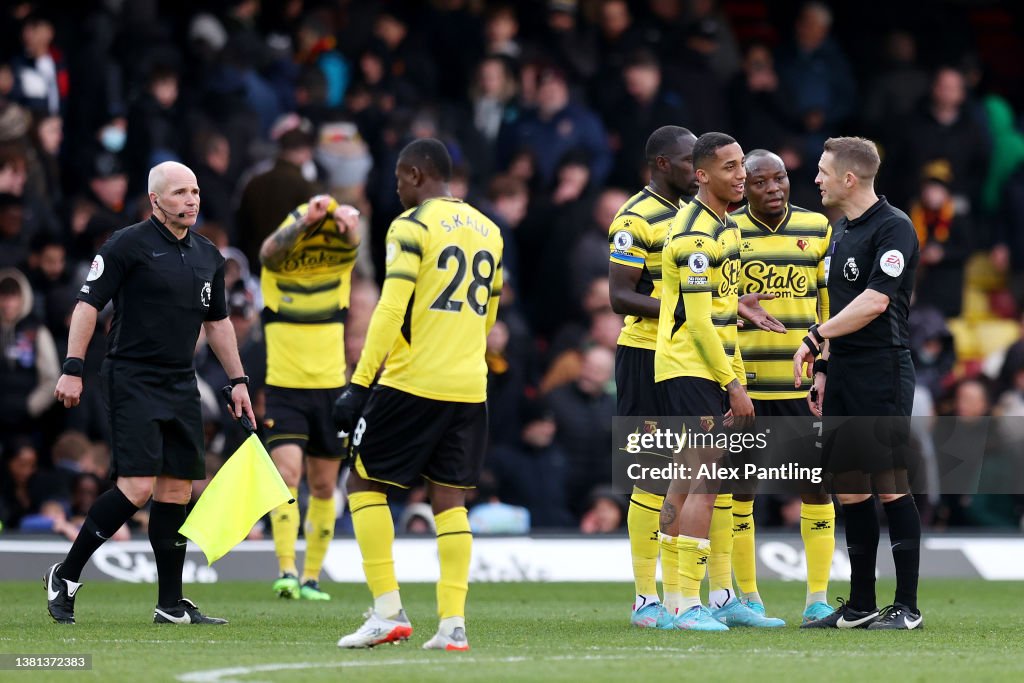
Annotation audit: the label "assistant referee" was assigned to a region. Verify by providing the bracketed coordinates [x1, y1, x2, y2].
[47, 161, 256, 626]
[794, 137, 923, 631]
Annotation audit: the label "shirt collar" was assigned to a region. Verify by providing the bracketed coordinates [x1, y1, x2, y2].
[149, 216, 192, 246]
[845, 196, 889, 228]
[746, 203, 792, 233]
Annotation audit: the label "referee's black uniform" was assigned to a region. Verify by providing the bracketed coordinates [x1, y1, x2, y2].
[814, 195, 924, 630]
[46, 212, 232, 626]
[823, 196, 919, 418]
[78, 216, 227, 478]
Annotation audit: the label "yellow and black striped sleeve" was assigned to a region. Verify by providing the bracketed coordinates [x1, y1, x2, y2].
[350, 218, 425, 387]
[674, 234, 738, 388]
[608, 213, 652, 269]
[817, 223, 832, 323]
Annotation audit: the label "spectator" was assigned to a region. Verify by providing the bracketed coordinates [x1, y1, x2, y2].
[775, 2, 856, 161]
[537, 1, 598, 86]
[995, 312, 1024, 396]
[482, 4, 522, 60]
[911, 160, 972, 317]
[862, 31, 929, 141]
[0, 192, 29, 269]
[887, 67, 990, 211]
[605, 50, 689, 188]
[0, 440, 52, 529]
[981, 95, 1024, 218]
[236, 121, 319, 266]
[295, 12, 350, 110]
[499, 63, 611, 188]
[125, 65, 187, 190]
[549, 345, 616, 515]
[579, 487, 626, 533]
[0, 269, 59, 439]
[728, 43, 794, 154]
[570, 187, 631, 302]
[192, 130, 235, 235]
[488, 396, 573, 528]
[909, 306, 956, 402]
[9, 13, 68, 115]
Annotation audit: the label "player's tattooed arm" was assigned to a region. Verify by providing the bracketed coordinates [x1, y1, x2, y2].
[260, 196, 332, 270]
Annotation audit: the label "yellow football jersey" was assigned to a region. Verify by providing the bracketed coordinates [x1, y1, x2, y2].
[351, 197, 504, 403]
[655, 199, 743, 388]
[735, 204, 831, 400]
[262, 202, 358, 389]
[608, 187, 680, 350]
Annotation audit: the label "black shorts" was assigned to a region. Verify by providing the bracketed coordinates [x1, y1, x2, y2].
[101, 359, 204, 480]
[352, 386, 488, 489]
[656, 376, 727, 432]
[823, 348, 915, 476]
[743, 397, 824, 496]
[615, 345, 659, 416]
[264, 385, 346, 458]
[824, 348, 914, 417]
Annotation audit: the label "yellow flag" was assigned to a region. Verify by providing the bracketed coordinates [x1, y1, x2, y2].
[180, 434, 293, 565]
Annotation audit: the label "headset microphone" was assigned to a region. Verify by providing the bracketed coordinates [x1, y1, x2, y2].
[155, 201, 186, 219]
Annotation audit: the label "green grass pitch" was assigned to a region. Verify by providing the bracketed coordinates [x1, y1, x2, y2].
[3, 580, 1023, 682]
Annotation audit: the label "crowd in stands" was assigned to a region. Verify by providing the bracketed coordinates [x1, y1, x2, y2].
[2, 0, 1023, 536]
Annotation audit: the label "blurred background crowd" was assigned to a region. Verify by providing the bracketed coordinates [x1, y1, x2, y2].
[2, 0, 1023, 538]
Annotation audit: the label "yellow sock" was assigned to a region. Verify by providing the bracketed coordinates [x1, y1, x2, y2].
[301, 496, 336, 583]
[349, 491, 398, 599]
[732, 498, 758, 600]
[659, 534, 680, 613]
[269, 487, 300, 575]
[627, 489, 663, 601]
[708, 493, 734, 608]
[801, 501, 836, 605]
[677, 535, 710, 612]
[435, 506, 472, 620]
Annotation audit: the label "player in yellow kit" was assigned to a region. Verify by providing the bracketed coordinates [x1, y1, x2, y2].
[609, 126, 698, 628]
[655, 132, 783, 631]
[333, 138, 503, 651]
[259, 195, 360, 601]
[733, 150, 836, 624]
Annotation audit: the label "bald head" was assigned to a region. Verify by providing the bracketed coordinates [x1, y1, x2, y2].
[148, 161, 196, 195]
[743, 149, 784, 174]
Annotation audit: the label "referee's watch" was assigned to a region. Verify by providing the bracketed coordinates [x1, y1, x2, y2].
[229, 375, 250, 387]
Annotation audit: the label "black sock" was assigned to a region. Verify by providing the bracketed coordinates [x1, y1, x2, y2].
[842, 498, 880, 613]
[59, 487, 139, 582]
[149, 501, 189, 608]
[883, 495, 921, 612]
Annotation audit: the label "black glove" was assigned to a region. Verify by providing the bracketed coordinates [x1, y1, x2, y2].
[333, 383, 371, 434]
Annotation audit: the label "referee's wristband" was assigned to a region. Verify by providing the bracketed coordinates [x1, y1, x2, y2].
[229, 375, 250, 387]
[808, 323, 825, 345]
[62, 357, 84, 377]
[812, 359, 828, 376]
[801, 336, 821, 357]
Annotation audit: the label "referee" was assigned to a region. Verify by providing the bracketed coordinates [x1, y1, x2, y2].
[46, 161, 256, 625]
[794, 137, 923, 630]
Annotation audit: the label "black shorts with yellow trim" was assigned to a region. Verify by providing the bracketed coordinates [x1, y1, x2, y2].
[352, 386, 487, 489]
[264, 385, 347, 458]
[655, 376, 727, 433]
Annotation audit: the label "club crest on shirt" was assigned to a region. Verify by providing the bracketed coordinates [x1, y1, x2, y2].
[700, 416, 715, 432]
[797, 239, 809, 251]
[843, 257, 859, 281]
